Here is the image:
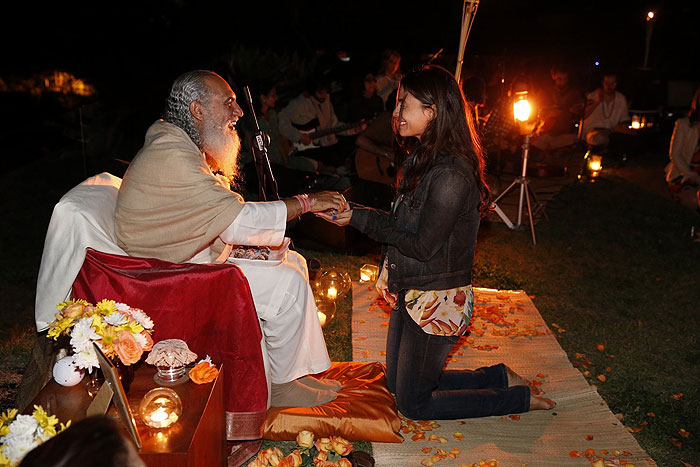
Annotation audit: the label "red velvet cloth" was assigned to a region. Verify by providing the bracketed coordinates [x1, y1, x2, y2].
[72, 249, 268, 418]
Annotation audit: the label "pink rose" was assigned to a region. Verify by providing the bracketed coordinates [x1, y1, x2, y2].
[140, 331, 154, 351]
[113, 331, 143, 365]
[62, 303, 85, 318]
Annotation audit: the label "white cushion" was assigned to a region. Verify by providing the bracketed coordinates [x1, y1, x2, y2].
[35, 173, 126, 331]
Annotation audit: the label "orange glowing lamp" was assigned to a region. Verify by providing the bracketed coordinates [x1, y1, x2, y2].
[513, 91, 530, 122]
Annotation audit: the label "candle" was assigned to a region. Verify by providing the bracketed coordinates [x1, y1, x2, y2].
[317, 311, 327, 327]
[327, 286, 338, 301]
[359, 264, 379, 282]
[140, 387, 183, 429]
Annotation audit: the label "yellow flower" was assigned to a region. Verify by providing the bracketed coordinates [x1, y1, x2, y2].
[0, 408, 18, 427]
[0, 451, 13, 467]
[47, 317, 75, 339]
[96, 299, 116, 314]
[296, 430, 315, 449]
[99, 326, 119, 354]
[32, 405, 59, 430]
[56, 299, 89, 311]
[314, 437, 332, 453]
[122, 321, 144, 335]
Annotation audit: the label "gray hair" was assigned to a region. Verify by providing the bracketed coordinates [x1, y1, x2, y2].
[164, 70, 218, 148]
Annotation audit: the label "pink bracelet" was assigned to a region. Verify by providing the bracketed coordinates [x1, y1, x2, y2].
[294, 194, 313, 214]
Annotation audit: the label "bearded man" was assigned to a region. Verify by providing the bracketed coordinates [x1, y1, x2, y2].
[115, 70, 347, 408]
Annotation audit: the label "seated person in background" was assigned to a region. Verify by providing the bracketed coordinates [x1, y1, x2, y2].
[666, 86, 700, 212]
[581, 71, 632, 152]
[115, 70, 348, 408]
[376, 49, 403, 106]
[531, 64, 585, 154]
[278, 75, 365, 175]
[237, 81, 318, 197]
[19, 416, 144, 467]
[347, 73, 385, 123]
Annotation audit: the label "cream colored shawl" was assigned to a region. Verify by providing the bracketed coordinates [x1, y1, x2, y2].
[115, 120, 244, 263]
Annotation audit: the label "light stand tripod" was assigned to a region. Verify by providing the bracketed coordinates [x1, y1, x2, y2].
[490, 133, 547, 245]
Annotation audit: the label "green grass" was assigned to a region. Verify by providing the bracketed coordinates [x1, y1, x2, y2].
[297, 168, 700, 466]
[2, 153, 699, 466]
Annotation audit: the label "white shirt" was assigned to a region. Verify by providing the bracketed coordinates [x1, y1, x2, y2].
[582, 91, 630, 134]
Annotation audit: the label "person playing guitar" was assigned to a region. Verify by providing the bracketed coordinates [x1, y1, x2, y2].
[278, 75, 366, 174]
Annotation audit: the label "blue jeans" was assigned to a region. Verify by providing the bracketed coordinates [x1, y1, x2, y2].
[385, 299, 530, 420]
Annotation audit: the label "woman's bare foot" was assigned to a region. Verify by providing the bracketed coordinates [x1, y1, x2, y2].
[505, 365, 544, 395]
[529, 395, 556, 410]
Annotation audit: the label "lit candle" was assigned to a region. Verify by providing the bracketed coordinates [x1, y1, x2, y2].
[327, 286, 338, 301]
[359, 264, 379, 283]
[317, 311, 327, 327]
[150, 408, 169, 424]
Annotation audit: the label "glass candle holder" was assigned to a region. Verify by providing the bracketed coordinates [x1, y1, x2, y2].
[156, 364, 186, 383]
[139, 387, 183, 429]
[359, 264, 379, 283]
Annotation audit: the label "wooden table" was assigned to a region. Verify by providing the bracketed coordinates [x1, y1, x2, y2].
[30, 364, 226, 467]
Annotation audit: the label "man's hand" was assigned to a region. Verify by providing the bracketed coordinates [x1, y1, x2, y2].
[316, 209, 352, 226]
[300, 133, 314, 146]
[309, 191, 349, 213]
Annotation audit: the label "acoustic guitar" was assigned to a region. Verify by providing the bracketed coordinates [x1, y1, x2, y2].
[354, 148, 396, 186]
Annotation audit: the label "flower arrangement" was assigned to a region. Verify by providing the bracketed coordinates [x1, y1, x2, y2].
[248, 430, 354, 467]
[0, 405, 70, 466]
[47, 299, 154, 370]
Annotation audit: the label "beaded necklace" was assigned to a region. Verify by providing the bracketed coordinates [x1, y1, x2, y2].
[601, 94, 615, 120]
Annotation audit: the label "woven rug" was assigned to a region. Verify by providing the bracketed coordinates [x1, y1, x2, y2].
[352, 283, 655, 467]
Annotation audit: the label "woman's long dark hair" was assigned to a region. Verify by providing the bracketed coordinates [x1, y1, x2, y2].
[395, 65, 490, 211]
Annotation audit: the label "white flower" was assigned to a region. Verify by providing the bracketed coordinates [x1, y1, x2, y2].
[114, 302, 131, 313]
[198, 355, 213, 365]
[7, 414, 38, 438]
[69, 316, 99, 353]
[104, 312, 128, 326]
[1, 433, 38, 463]
[133, 332, 148, 349]
[72, 346, 99, 370]
[128, 308, 154, 330]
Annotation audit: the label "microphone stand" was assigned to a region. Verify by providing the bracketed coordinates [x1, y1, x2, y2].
[243, 85, 279, 201]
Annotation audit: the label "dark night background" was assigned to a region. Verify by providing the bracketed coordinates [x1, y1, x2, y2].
[2, 0, 699, 173]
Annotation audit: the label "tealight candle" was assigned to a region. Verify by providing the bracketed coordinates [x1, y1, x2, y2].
[139, 387, 183, 429]
[359, 264, 379, 283]
[327, 286, 338, 301]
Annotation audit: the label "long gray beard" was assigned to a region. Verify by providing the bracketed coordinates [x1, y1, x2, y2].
[201, 121, 241, 182]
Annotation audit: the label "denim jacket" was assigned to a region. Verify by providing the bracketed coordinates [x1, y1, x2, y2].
[350, 153, 481, 293]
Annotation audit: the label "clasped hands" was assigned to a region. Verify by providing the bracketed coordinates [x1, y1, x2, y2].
[310, 191, 353, 226]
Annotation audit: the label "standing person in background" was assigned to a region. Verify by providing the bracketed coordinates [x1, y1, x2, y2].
[376, 49, 403, 106]
[319, 65, 555, 420]
[666, 86, 700, 213]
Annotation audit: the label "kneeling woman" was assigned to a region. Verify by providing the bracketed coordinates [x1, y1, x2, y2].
[319, 65, 555, 419]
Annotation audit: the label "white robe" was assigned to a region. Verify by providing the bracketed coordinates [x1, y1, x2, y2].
[187, 201, 331, 392]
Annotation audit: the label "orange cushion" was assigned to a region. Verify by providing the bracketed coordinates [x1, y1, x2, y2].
[263, 361, 403, 443]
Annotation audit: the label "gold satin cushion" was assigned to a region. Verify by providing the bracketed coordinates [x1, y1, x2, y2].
[263, 361, 403, 442]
